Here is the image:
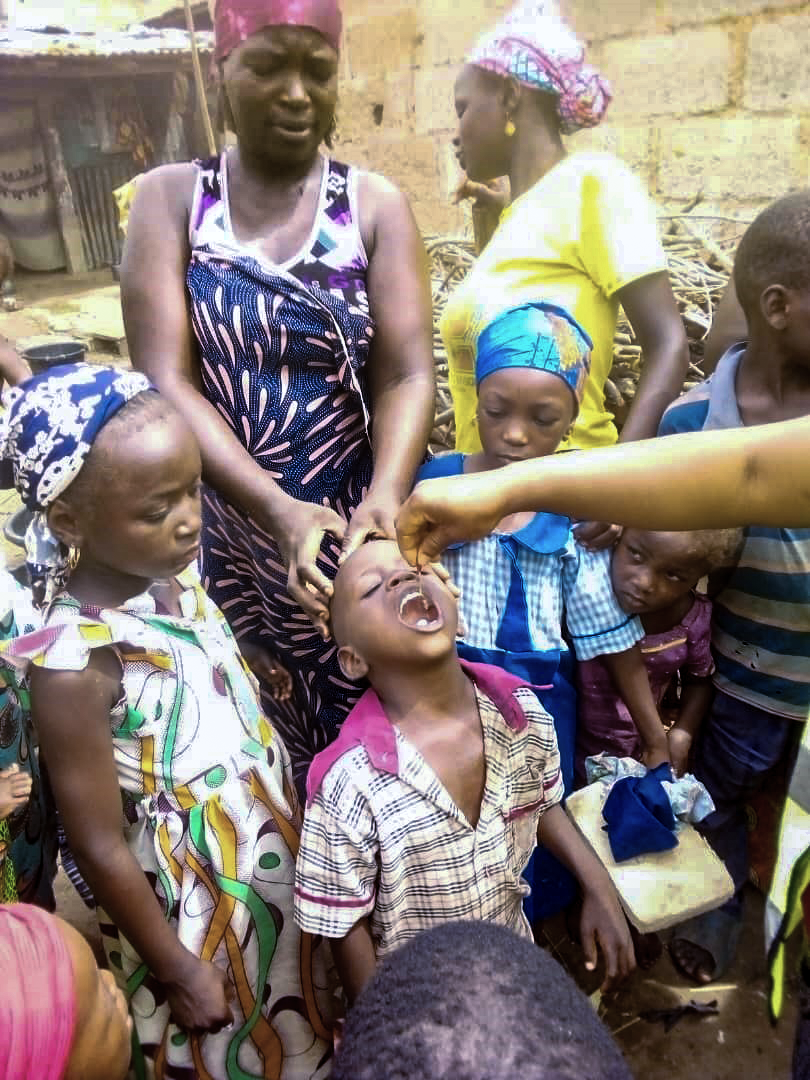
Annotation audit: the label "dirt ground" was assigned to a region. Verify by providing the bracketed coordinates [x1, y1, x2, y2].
[3, 268, 803, 1080]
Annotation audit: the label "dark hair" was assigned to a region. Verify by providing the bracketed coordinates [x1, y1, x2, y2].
[734, 190, 810, 316]
[331, 921, 632, 1080]
[64, 390, 175, 509]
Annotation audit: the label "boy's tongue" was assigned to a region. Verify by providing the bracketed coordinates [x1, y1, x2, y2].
[397, 591, 443, 632]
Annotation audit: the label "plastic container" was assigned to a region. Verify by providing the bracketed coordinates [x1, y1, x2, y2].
[22, 340, 86, 374]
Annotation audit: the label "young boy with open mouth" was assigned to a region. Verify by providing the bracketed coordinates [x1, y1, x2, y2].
[293, 539, 634, 1002]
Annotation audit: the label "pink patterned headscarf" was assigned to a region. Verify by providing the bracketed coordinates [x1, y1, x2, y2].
[0, 904, 76, 1080]
[467, 0, 611, 134]
[214, 0, 342, 62]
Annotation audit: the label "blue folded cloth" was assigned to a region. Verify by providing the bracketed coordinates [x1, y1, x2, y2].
[602, 762, 678, 863]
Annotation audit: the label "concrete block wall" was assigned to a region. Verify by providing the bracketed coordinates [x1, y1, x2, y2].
[334, 0, 810, 237]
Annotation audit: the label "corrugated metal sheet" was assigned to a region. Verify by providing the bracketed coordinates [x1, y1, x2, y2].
[0, 26, 212, 60]
[69, 153, 137, 269]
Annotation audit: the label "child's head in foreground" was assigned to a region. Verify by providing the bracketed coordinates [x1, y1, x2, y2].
[0, 363, 202, 605]
[611, 527, 743, 618]
[733, 189, 810, 351]
[330, 539, 459, 682]
[474, 302, 592, 467]
[331, 920, 632, 1080]
[0, 902, 132, 1080]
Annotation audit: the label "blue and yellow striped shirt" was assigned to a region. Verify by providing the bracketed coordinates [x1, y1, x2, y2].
[659, 344, 810, 719]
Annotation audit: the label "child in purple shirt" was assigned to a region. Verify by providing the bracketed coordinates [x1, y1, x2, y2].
[576, 527, 742, 781]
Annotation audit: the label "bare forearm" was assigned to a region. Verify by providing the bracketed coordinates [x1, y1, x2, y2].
[497, 420, 810, 529]
[72, 836, 191, 982]
[601, 646, 667, 754]
[368, 374, 434, 502]
[618, 341, 689, 443]
[673, 679, 713, 739]
[537, 804, 610, 894]
[332, 918, 377, 1004]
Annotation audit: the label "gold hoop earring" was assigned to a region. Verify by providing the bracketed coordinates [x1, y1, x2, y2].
[68, 545, 80, 572]
[504, 118, 516, 137]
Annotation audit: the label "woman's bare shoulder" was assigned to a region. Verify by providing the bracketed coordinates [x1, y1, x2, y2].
[134, 161, 200, 214]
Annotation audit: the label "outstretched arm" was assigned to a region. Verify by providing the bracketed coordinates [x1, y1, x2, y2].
[396, 418, 810, 565]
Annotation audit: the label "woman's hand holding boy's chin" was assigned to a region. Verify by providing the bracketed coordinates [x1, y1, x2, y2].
[271, 497, 348, 638]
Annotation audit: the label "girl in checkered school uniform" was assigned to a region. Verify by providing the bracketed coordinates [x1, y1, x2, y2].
[416, 302, 669, 920]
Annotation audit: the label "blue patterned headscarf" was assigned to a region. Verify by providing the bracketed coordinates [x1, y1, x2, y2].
[475, 302, 592, 412]
[0, 363, 153, 605]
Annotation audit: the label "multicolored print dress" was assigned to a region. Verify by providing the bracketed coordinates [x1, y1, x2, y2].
[187, 153, 375, 786]
[0, 565, 55, 908]
[4, 572, 333, 1080]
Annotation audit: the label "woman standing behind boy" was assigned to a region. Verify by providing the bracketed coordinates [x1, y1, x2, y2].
[121, 0, 434, 788]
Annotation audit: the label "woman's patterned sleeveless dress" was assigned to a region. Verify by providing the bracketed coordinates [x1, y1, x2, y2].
[187, 153, 375, 786]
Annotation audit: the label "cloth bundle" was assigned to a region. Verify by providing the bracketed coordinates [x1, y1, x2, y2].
[585, 753, 715, 864]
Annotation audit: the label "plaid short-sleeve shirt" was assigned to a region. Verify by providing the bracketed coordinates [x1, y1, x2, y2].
[294, 664, 563, 959]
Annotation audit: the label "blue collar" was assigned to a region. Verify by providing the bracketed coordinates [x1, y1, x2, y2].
[704, 343, 744, 430]
[508, 511, 571, 555]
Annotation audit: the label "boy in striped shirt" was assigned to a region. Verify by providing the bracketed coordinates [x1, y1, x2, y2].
[658, 191, 810, 983]
[293, 540, 633, 1002]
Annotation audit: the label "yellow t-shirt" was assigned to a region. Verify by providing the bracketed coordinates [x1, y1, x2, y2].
[442, 151, 667, 452]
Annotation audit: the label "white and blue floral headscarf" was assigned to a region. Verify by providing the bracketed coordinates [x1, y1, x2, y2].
[0, 363, 153, 606]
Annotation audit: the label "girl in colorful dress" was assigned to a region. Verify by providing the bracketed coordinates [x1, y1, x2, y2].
[0, 561, 55, 908]
[0, 364, 333, 1080]
[120, 0, 435, 788]
[576, 527, 742, 783]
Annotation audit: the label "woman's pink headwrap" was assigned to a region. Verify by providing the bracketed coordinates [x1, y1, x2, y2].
[467, 0, 611, 134]
[0, 904, 76, 1080]
[214, 0, 342, 62]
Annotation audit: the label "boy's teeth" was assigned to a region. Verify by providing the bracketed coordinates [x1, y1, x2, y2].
[399, 590, 420, 614]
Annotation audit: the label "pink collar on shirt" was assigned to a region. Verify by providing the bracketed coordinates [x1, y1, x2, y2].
[305, 660, 530, 806]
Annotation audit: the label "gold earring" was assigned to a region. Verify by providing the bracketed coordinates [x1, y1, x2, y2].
[504, 118, 516, 137]
[68, 545, 80, 571]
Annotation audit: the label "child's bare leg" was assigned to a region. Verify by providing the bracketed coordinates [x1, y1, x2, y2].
[0, 763, 32, 820]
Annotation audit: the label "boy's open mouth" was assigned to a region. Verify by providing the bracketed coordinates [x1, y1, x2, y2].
[397, 588, 444, 633]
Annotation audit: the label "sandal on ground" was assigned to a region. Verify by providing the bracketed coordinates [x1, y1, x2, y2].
[668, 907, 742, 985]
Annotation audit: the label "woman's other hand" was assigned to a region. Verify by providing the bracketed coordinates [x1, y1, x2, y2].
[275, 501, 347, 638]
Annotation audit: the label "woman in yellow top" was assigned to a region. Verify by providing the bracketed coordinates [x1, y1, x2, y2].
[446, 0, 689, 452]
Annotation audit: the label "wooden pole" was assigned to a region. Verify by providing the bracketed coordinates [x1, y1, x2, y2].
[184, 0, 217, 156]
[37, 100, 88, 275]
